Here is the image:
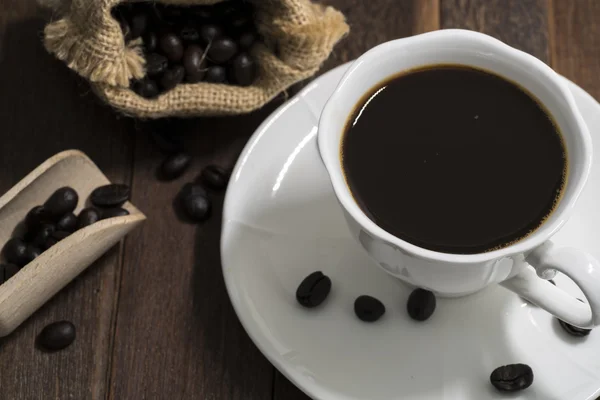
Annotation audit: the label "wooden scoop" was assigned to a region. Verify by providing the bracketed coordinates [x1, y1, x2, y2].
[0, 150, 146, 337]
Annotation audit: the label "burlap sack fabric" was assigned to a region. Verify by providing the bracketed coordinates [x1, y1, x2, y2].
[43, 0, 349, 118]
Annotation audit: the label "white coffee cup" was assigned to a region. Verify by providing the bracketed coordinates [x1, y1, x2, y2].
[318, 29, 600, 328]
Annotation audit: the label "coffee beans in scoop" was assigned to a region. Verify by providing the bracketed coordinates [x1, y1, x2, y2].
[113, 0, 261, 98]
[490, 364, 533, 392]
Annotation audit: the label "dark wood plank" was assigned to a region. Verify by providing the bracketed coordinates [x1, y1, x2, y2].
[0, 2, 134, 400]
[441, 0, 549, 63]
[273, 0, 439, 398]
[549, 0, 600, 100]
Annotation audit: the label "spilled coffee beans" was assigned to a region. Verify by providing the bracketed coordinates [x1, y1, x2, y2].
[179, 183, 211, 222]
[199, 165, 229, 190]
[490, 364, 533, 392]
[354, 295, 385, 322]
[296, 271, 332, 308]
[160, 152, 192, 180]
[407, 288, 436, 321]
[37, 321, 76, 351]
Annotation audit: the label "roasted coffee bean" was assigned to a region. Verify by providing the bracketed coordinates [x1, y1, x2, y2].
[24, 245, 41, 264]
[205, 66, 226, 83]
[229, 13, 251, 33]
[179, 183, 211, 222]
[91, 184, 131, 208]
[2, 263, 20, 281]
[558, 319, 591, 337]
[52, 231, 71, 241]
[490, 364, 534, 392]
[101, 208, 130, 219]
[296, 271, 331, 308]
[407, 288, 436, 321]
[238, 32, 256, 49]
[161, 152, 192, 180]
[208, 37, 238, 63]
[56, 212, 77, 233]
[76, 208, 101, 229]
[33, 224, 56, 249]
[143, 31, 157, 52]
[44, 187, 78, 219]
[3, 238, 29, 266]
[132, 78, 160, 99]
[37, 321, 76, 351]
[199, 165, 229, 189]
[230, 53, 256, 86]
[180, 26, 200, 43]
[159, 33, 184, 62]
[130, 11, 149, 39]
[183, 45, 207, 83]
[145, 53, 168, 77]
[160, 65, 185, 90]
[354, 295, 385, 322]
[25, 205, 48, 230]
[150, 129, 184, 154]
[200, 24, 223, 44]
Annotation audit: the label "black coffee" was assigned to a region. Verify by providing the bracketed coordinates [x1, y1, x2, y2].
[342, 65, 567, 254]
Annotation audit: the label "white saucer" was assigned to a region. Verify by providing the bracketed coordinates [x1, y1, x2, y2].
[221, 63, 600, 400]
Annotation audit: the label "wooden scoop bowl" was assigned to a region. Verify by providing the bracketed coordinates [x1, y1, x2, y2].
[0, 150, 146, 337]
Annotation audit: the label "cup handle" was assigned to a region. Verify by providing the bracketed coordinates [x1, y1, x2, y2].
[500, 241, 600, 328]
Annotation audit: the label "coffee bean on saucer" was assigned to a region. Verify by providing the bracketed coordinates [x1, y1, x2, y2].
[37, 321, 76, 352]
[199, 165, 229, 190]
[354, 295, 385, 322]
[101, 208, 130, 219]
[160, 152, 192, 180]
[3, 263, 20, 281]
[76, 208, 101, 229]
[25, 205, 48, 231]
[558, 319, 591, 337]
[238, 32, 256, 49]
[230, 53, 256, 86]
[132, 78, 160, 98]
[160, 65, 185, 90]
[143, 31, 158, 52]
[91, 184, 131, 208]
[180, 26, 200, 43]
[407, 288, 436, 321]
[183, 45, 208, 83]
[296, 271, 331, 308]
[200, 24, 223, 44]
[208, 37, 238, 63]
[490, 364, 533, 392]
[44, 187, 78, 220]
[159, 32, 184, 62]
[3, 238, 29, 267]
[145, 53, 168, 77]
[56, 212, 77, 233]
[205, 66, 226, 83]
[33, 224, 55, 249]
[179, 183, 211, 222]
[130, 11, 149, 39]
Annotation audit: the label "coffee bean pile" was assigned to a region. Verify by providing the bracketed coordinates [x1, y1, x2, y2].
[112, 0, 259, 99]
[37, 321, 76, 352]
[0, 185, 131, 285]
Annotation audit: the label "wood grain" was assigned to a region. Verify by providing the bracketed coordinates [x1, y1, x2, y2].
[0, 2, 134, 399]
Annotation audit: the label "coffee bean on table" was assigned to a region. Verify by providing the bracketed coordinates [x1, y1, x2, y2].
[25, 205, 48, 230]
[230, 53, 256, 86]
[160, 65, 185, 90]
[159, 32, 184, 62]
[132, 78, 160, 99]
[33, 224, 56, 249]
[490, 364, 534, 392]
[296, 271, 331, 308]
[199, 165, 229, 190]
[238, 32, 256, 49]
[37, 321, 76, 352]
[91, 184, 131, 208]
[3, 263, 20, 281]
[407, 288, 436, 321]
[44, 187, 78, 220]
[3, 238, 29, 267]
[143, 32, 157, 52]
[183, 45, 208, 83]
[200, 24, 223, 44]
[101, 208, 130, 219]
[208, 37, 238, 63]
[558, 319, 591, 337]
[160, 152, 192, 180]
[145, 53, 168, 77]
[179, 183, 211, 222]
[205, 66, 226, 83]
[56, 212, 77, 232]
[354, 295, 385, 322]
[76, 208, 101, 229]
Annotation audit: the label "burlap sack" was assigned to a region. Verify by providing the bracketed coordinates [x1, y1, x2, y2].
[43, 0, 349, 118]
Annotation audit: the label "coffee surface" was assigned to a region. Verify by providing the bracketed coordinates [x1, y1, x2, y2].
[342, 65, 566, 254]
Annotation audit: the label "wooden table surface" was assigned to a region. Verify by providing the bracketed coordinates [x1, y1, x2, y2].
[0, 0, 599, 399]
